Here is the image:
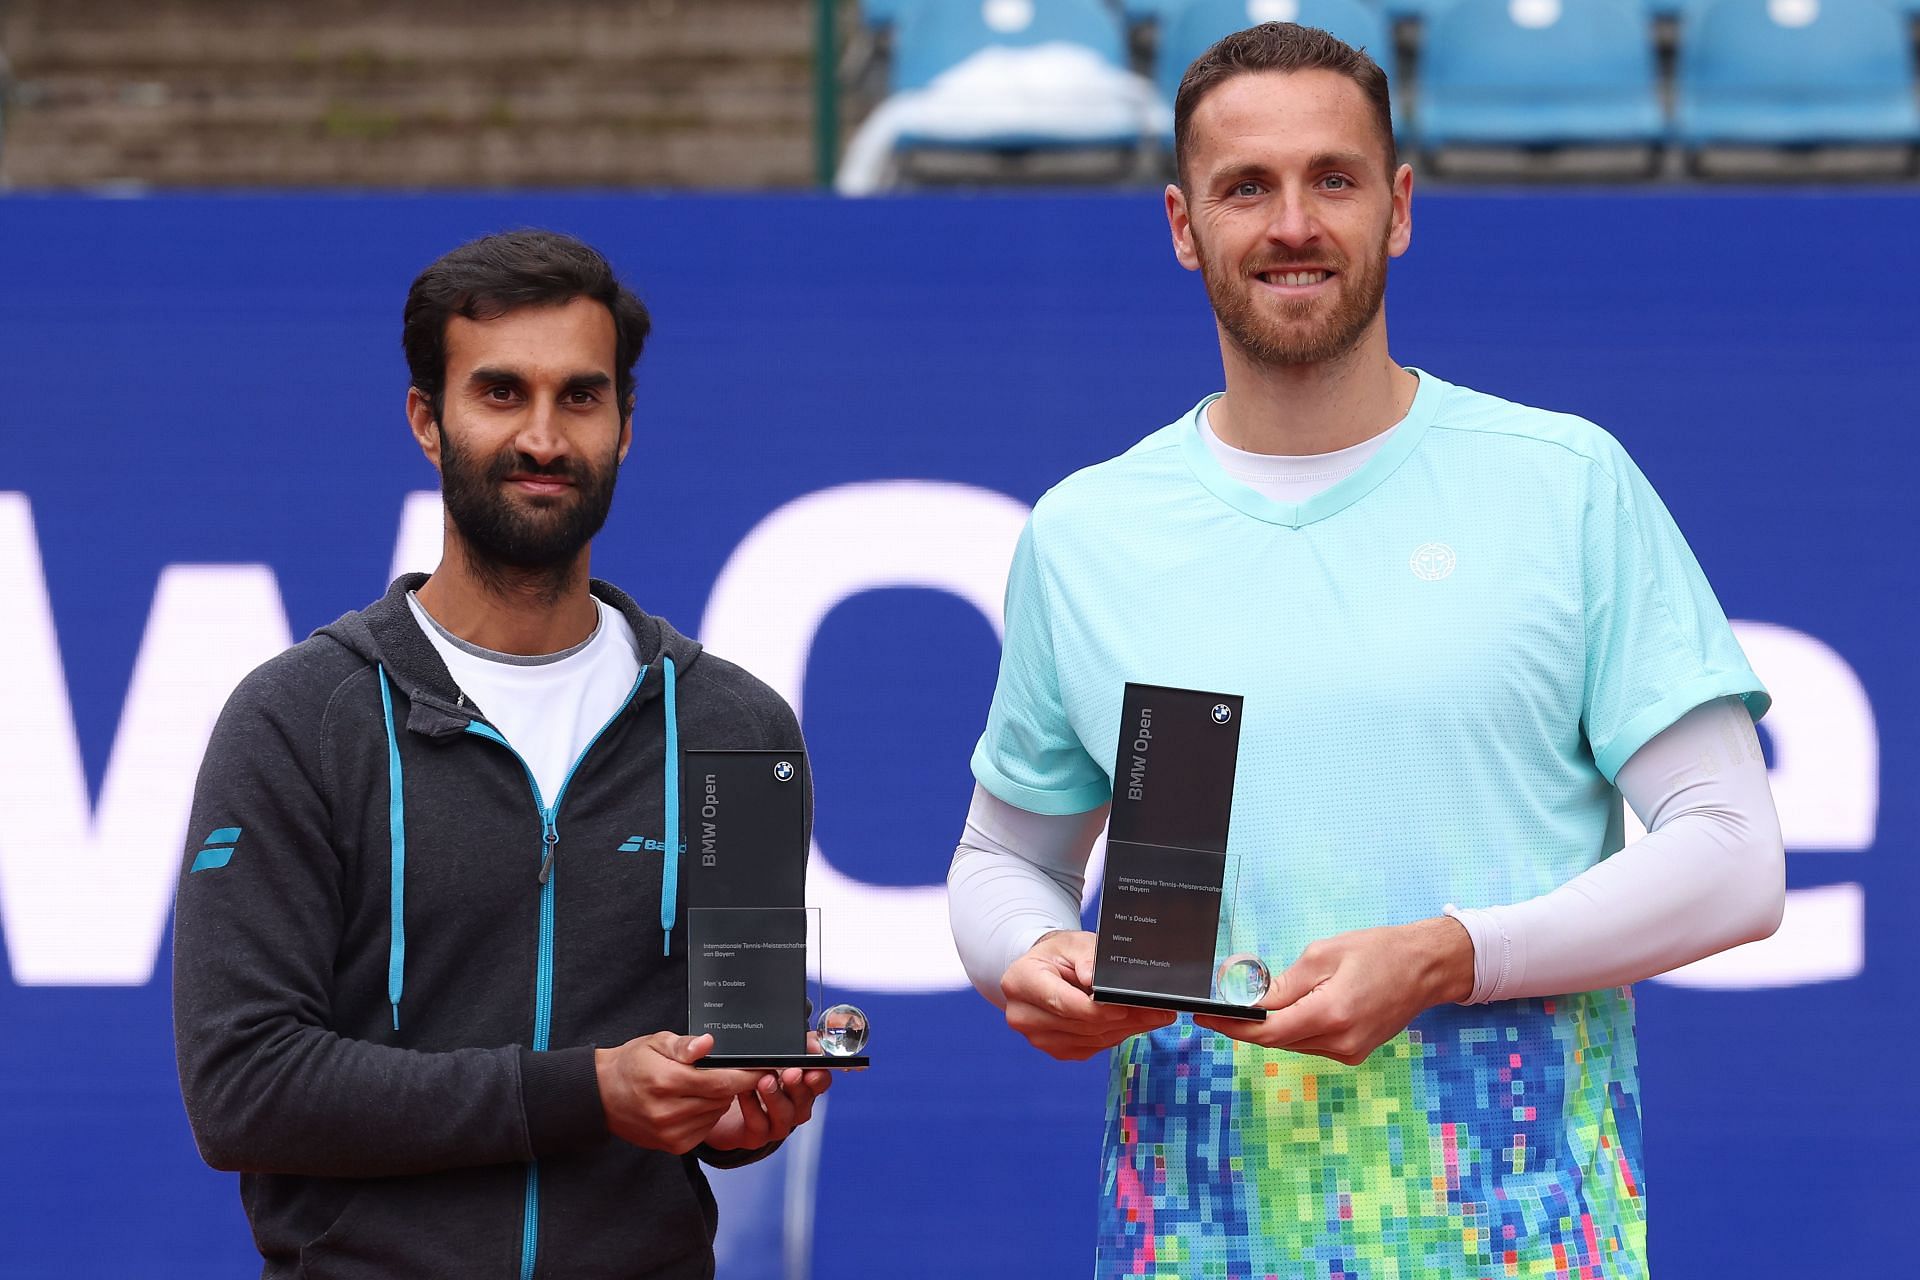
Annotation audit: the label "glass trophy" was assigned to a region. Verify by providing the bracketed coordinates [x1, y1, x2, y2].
[1090, 683, 1270, 1022]
[683, 749, 870, 1069]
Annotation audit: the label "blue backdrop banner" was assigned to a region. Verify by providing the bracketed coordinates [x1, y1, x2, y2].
[0, 191, 1910, 1277]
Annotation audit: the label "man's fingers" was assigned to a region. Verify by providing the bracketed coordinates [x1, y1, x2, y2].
[1192, 1011, 1284, 1046]
[1052, 931, 1098, 990]
[1046, 998, 1175, 1031]
[1006, 959, 1092, 1011]
[787, 1082, 819, 1128]
[1042, 979, 1102, 1020]
[780, 1065, 833, 1099]
[1005, 972, 1096, 1022]
[1100, 1003, 1179, 1031]
[1264, 944, 1339, 1012]
[1004, 932, 1099, 1004]
[1003, 931, 1177, 1057]
[1197, 987, 1334, 1043]
[666, 1032, 715, 1064]
[726, 1092, 773, 1147]
[1008, 997, 1095, 1034]
[1256, 1008, 1328, 1047]
[1014, 969, 1171, 1027]
[686, 1066, 765, 1098]
[1009, 991, 1175, 1047]
[756, 1073, 800, 1134]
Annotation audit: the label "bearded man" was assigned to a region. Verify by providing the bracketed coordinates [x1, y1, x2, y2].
[173, 230, 829, 1279]
[947, 24, 1784, 1278]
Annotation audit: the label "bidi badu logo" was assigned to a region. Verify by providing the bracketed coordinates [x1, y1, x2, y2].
[1410, 542, 1457, 581]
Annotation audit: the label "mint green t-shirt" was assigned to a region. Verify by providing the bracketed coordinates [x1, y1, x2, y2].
[972, 370, 1766, 1278]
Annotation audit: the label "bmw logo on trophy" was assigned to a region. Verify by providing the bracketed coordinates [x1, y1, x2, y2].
[1090, 683, 1270, 1022]
[683, 750, 869, 1069]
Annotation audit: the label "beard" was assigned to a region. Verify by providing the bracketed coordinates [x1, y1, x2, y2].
[437, 425, 619, 601]
[1198, 221, 1391, 368]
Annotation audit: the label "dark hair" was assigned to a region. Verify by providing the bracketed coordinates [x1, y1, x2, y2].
[402, 229, 652, 422]
[1173, 22, 1396, 187]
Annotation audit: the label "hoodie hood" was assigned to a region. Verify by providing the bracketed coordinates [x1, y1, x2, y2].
[317, 573, 705, 735]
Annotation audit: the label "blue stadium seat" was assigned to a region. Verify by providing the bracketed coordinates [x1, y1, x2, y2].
[869, 0, 1150, 169]
[1663, 0, 1905, 20]
[1415, 0, 1665, 147]
[1674, 0, 1920, 146]
[891, 0, 1128, 91]
[863, 0, 921, 28]
[1122, 0, 1199, 26]
[1379, 0, 1466, 21]
[1156, 0, 1400, 143]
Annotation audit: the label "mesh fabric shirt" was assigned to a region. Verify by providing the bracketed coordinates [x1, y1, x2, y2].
[970, 370, 1767, 1279]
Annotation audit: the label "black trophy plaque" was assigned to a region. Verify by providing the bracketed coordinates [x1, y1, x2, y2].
[683, 749, 869, 1069]
[1090, 683, 1267, 1022]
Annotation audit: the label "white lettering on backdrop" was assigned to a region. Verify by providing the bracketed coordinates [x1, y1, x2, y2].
[0, 493, 292, 985]
[0, 488, 1880, 993]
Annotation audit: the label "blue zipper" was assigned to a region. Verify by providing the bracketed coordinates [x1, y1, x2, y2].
[460, 664, 648, 1280]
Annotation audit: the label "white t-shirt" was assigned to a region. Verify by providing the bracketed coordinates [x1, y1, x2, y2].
[406, 592, 642, 809]
[1199, 401, 1394, 504]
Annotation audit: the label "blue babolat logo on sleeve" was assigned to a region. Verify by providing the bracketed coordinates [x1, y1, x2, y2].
[190, 827, 242, 873]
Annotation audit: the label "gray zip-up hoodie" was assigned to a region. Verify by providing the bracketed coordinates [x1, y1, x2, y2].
[173, 574, 806, 1279]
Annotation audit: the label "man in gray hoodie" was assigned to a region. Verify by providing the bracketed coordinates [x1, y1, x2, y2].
[173, 229, 830, 1279]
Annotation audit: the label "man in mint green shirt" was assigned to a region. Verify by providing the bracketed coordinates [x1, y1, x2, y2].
[947, 23, 1783, 1279]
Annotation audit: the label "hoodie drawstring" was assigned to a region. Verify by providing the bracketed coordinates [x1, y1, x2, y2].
[660, 654, 680, 957]
[377, 665, 407, 1031]
[376, 651, 683, 1027]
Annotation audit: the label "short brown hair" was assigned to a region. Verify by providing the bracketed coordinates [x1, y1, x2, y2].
[1173, 22, 1396, 187]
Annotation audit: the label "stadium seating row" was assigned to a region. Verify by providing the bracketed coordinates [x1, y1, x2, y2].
[864, 0, 1920, 156]
[868, 0, 1920, 27]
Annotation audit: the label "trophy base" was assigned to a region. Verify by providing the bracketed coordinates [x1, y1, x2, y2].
[1093, 985, 1268, 1022]
[695, 1053, 870, 1071]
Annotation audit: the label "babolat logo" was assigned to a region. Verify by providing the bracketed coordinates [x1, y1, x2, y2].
[617, 835, 682, 855]
[190, 827, 242, 873]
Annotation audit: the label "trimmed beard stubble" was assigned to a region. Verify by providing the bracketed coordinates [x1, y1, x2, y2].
[1199, 219, 1391, 368]
[436, 423, 619, 605]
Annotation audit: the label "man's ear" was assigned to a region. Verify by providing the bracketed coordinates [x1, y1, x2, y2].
[406, 387, 443, 470]
[1387, 163, 1414, 260]
[1167, 183, 1202, 274]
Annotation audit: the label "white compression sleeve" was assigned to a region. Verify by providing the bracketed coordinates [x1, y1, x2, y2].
[946, 787, 1107, 1007]
[948, 697, 1785, 1011]
[1446, 696, 1786, 1003]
